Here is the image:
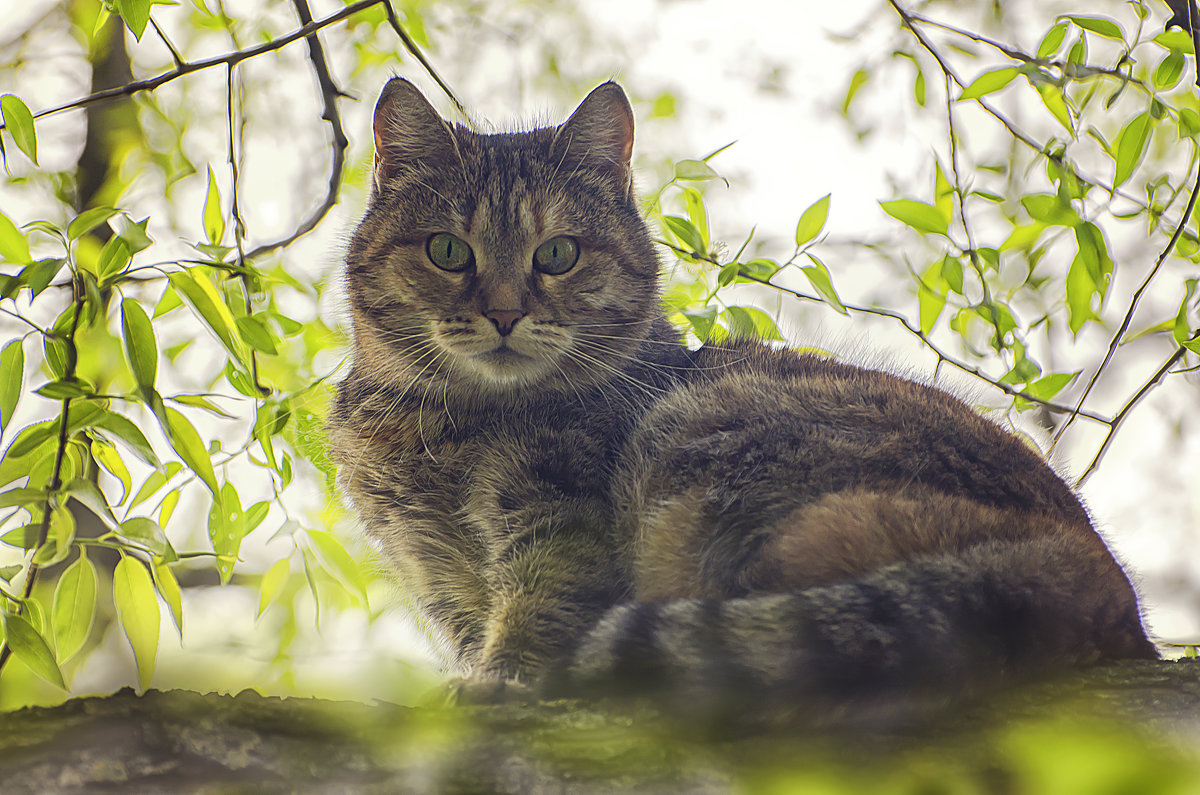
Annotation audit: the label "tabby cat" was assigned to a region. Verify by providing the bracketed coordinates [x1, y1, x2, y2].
[327, 78, 1155, 713]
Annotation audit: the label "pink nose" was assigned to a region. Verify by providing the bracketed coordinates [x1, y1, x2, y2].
[486, 309, 525, 336]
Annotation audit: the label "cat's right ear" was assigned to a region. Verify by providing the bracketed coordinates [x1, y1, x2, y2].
[372, 77, 460, 192]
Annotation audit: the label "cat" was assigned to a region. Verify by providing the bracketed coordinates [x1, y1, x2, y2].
[327, 77, 1156, 716]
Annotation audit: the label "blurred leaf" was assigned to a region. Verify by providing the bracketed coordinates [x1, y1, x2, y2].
[3, 611, 64, 689]
[307, 529, 369, 607]
[1060, 14, 1125, 41]
[202, 165, 225, 245]
[958, 67, 1018, 101]
[0, 94, 38, 164]
[795, 194, 831, 247]
[93, 409, 161, 468]
[724, 305, 783, 341]
[34, 504, 75, 566]
[64, 477, 118, 531]
[67, 207, 118, 241]
[1036, 21, 1069, 58]
[92, 440, 132, 504]
[1113, 112, 1152, 188]
[1066, 254, 1096, 336]
[117, 517, 171, 558]
[235, 315, 278, 355]
[0, 339, 24, 435]
[0, 211, 32, 265]
[681, 187, 709, 250]
[52, 552, 98, 661]
[258, 558, 290, 619]
[879, 199, 949, 236]
[113, 556, 160, 691]
[152, 561, 183, 632]
[1035, 84, 1074, 134]
[918, 283, 945, 335]
[842, 67, 869, 115]
[674, 159, 723, 183]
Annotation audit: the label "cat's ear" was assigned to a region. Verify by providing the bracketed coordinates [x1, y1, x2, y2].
[551, 82, 635, 194]
[372, 77, 460, 191]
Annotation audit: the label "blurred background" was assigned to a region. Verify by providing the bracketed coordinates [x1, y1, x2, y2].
[0, 0, 1197, 710]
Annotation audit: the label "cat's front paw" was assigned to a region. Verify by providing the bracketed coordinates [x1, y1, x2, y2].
[436, 676, 535, 707]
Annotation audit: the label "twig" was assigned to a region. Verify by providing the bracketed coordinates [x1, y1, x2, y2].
[1075, 340, 1193, 486]
[0, 276, 84, 676]
[3, 0, 384, 126]
[1053, 154, 1200, 448]
[244, 0, 350, 260]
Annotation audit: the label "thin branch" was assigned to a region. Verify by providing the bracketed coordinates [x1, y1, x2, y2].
[1053, 155, 1200, 448]
[4, 0, 384, 127]
[379, 3, 466, 116]
[1075, 341, 1193, 487]
[244, 0, 350, 260]
[890, 0, 1200, 246]
[149, 17, 185, 70]
[0, 276, 84, 676]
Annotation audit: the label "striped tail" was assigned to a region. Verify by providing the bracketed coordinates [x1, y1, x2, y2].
[544, 538, 1155, 720]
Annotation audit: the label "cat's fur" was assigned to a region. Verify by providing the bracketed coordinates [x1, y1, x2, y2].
[327, 78, 1155, 714]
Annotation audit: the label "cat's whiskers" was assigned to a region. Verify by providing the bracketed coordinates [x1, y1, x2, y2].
[338, 339, 445, 490]
[417, 349, 454, 462]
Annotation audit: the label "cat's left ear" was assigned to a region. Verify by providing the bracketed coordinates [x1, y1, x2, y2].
[551, 82, 634, 196]
[372, 77, 461, 192]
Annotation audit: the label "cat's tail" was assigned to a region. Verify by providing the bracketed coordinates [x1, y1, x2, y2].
[543, 537, 1156, 721]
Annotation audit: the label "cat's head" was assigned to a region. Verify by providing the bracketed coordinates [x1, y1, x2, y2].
[344, 78, 661, 399]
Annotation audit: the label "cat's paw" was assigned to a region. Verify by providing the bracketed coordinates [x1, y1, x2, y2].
[434, 676, 535, 707]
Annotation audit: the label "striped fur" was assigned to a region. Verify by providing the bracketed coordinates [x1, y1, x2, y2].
[328, 79, 1155, 714]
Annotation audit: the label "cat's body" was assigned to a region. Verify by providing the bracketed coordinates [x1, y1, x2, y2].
[328, 79, 1155, 713]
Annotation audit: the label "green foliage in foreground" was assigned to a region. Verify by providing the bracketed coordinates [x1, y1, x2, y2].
[0, 0, 1197, 711]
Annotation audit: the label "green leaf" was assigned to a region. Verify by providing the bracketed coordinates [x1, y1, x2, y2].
[680, 305, 717, 341]
[1035, 84, 1074, 135]
[96, 236, 131, 284]
[167, 271, 248, 370]
[34, 504, 75, 566]
[1155, 51, 1186, 91]
[1027, 371, 1080, 401]
[842, 68, 869, 115]
[800, 254, 849, 316]
[208, 482, 245, 584]
[724, 305, 783, 341]
[1060, 15, 1125, 41]
[52, 552, 98, 661]
[34, 379, 91, 400]
[1113, 112, 1152, 188]
[152, 561, 183, 632]
[121, 299, 158, 394]
[235, 315, 278, 355]
[879, 199, 949, 236]
[1021, 194, 1080, 227]
[113, 556, 160, 691]
[680, 187, 709, 250]
[67, 207, 118, 241]
[1036, 22, 1069, 59]
[0, 211, 32, 265]
[1066, 253, 1096, 336]
[957, 67, 1018, 101]
[164, 407, 219, 497]
[117, 517, 171, 558]
[918, 283, 946, 335]
[0, 339, 24, 435]
[64, 477, 119, 531]
[662, 216, 706, 255]
[202, 165, 224, 245]
[795, 194, 831, 247]
[674, 159, 722, 183]
[93, 409, 161, 468]
[92, 440, 132, 505]
[4, 611, 65, 688]
[0, 95, 38, 165]
[307, 529, 369, 607]
[258, 558, 291, 618]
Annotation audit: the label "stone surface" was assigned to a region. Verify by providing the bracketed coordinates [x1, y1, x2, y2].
[0, 659, 1197, 793]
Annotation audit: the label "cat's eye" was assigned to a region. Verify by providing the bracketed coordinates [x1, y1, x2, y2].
[533, 236, 579, 275]
[427, 233, 474, 272]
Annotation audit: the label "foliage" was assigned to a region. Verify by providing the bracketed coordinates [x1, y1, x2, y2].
[0, 0, 1196, 716]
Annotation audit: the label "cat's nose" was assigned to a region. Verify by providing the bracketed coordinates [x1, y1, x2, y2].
[486, 309, 525, 336]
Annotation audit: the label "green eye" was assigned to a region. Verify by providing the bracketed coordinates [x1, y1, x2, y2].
[533, 236, 579, 275]
[427, 233, 474, 272]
